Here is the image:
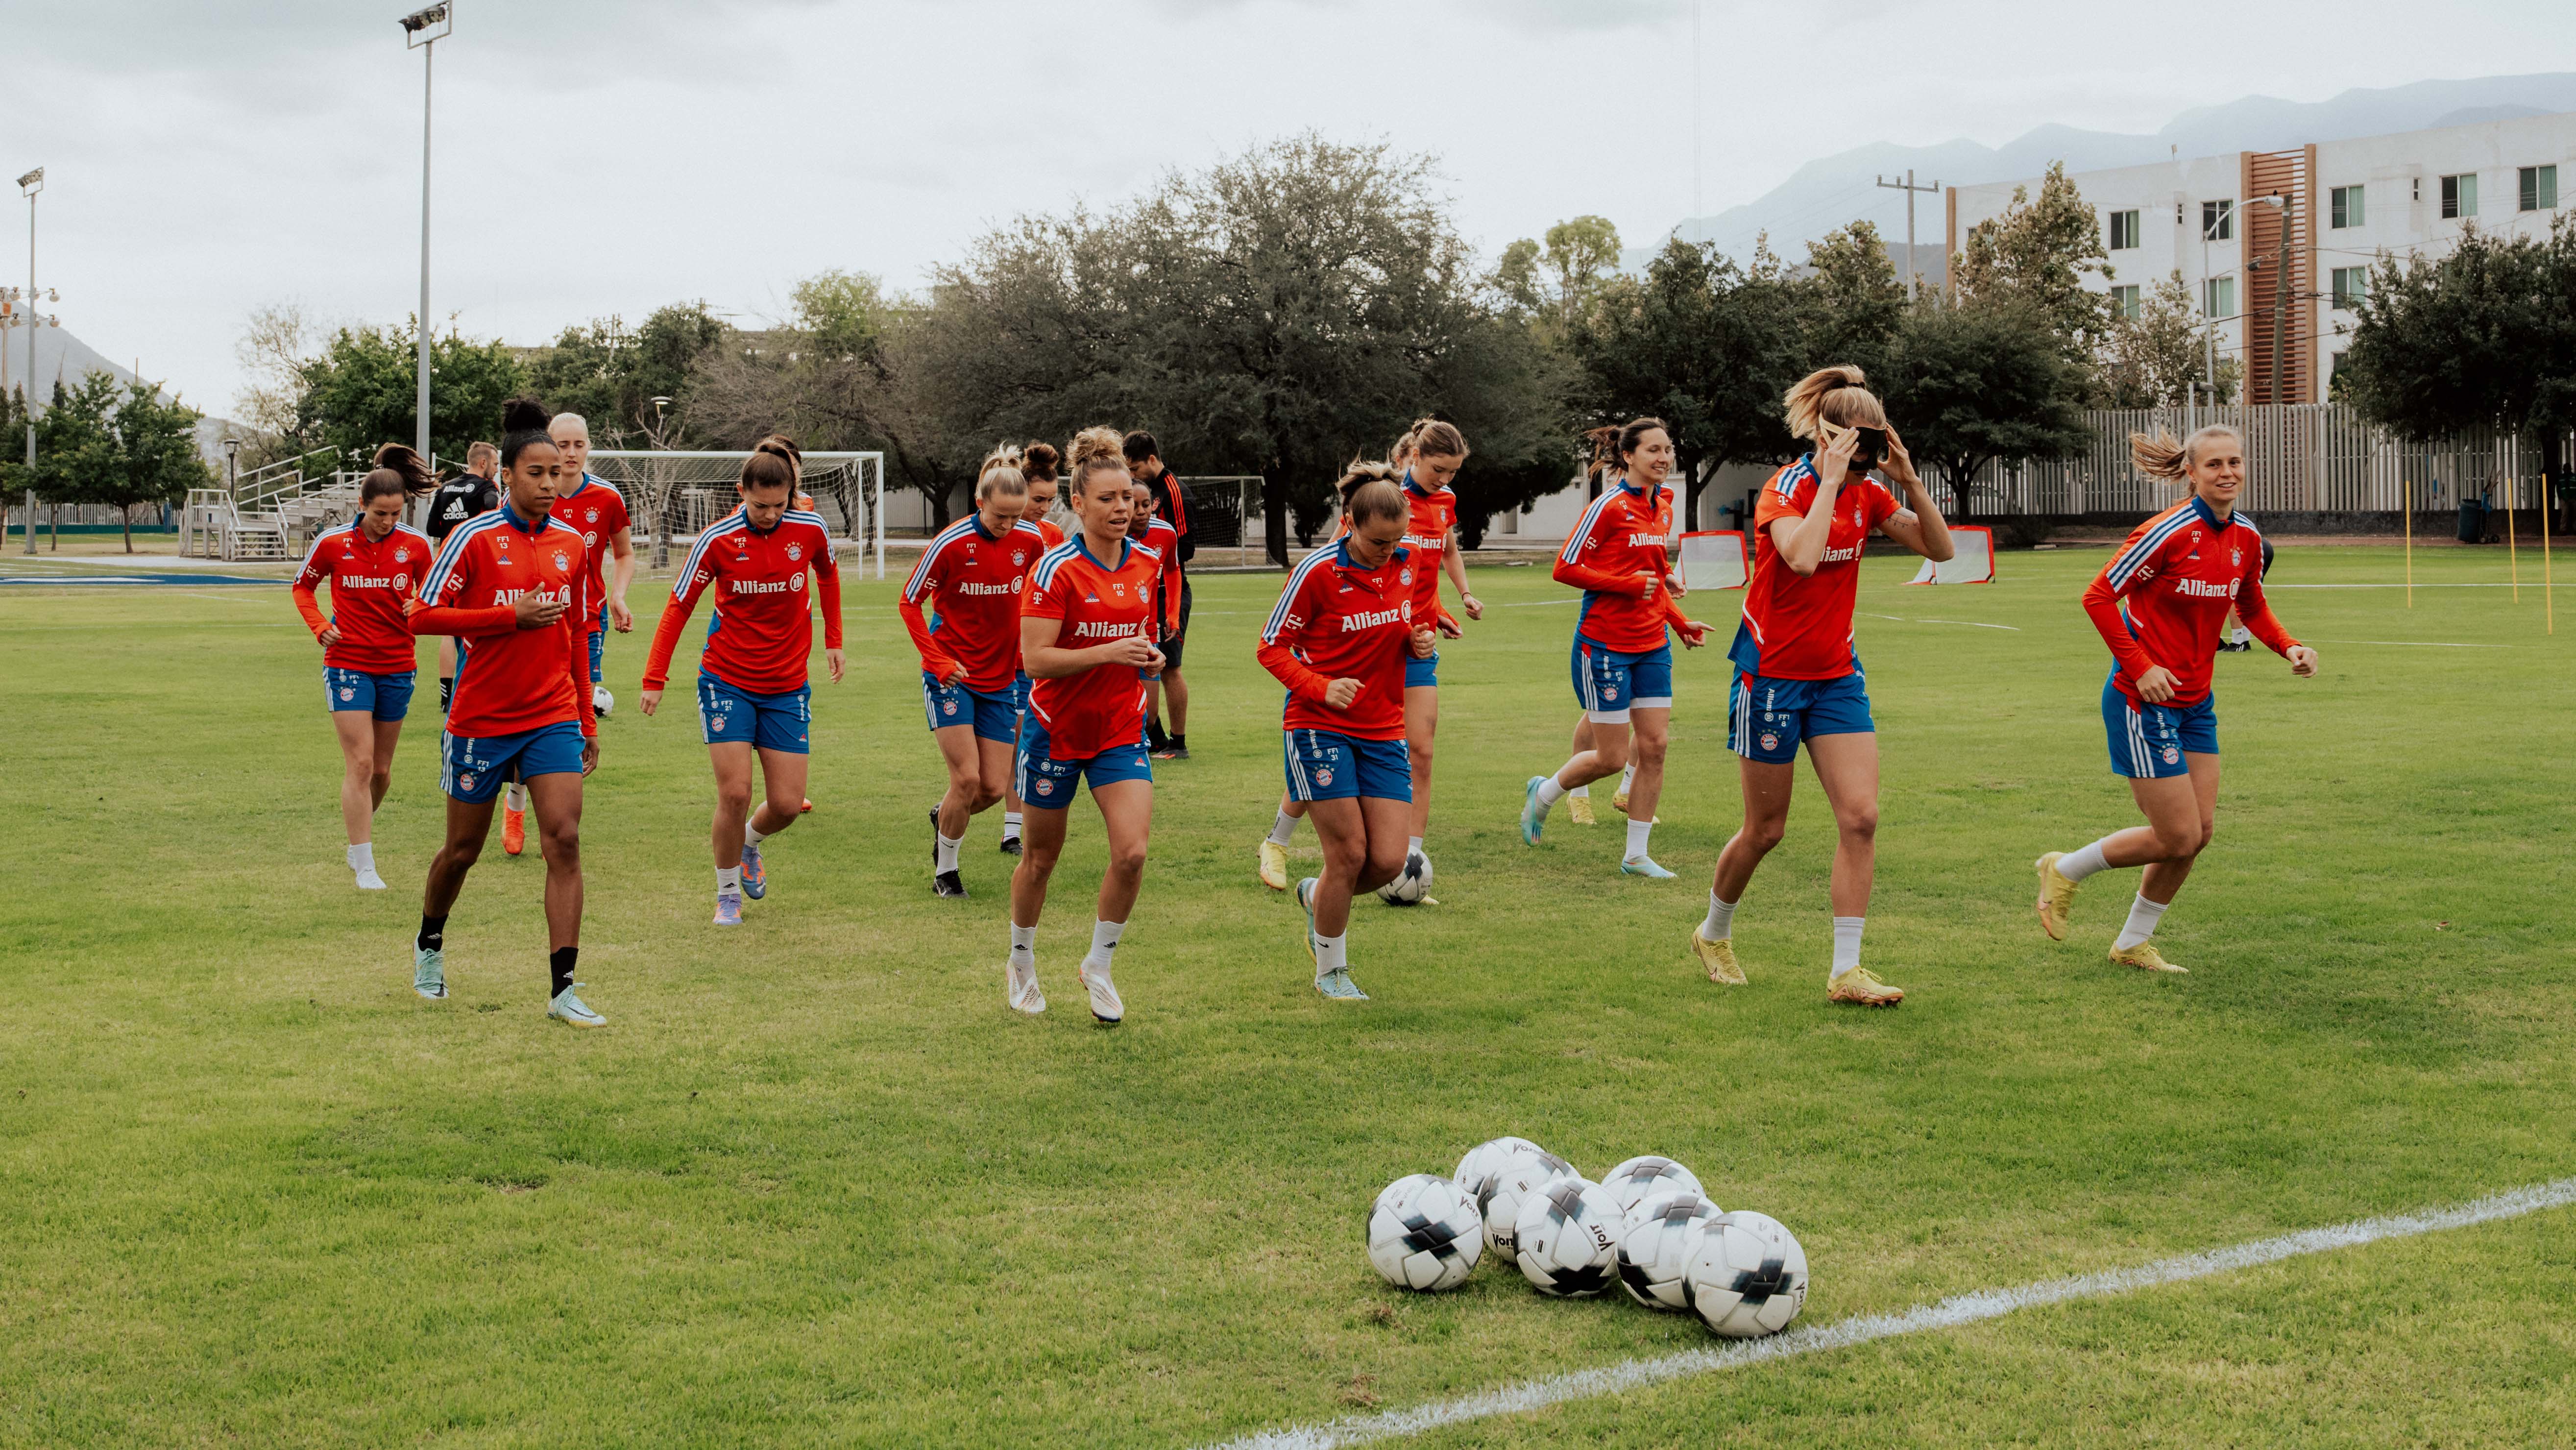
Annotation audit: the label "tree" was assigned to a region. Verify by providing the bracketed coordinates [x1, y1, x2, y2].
[294, 319, 528, 469]
[1879, 298, 2091, 523]
[99, 381, 214, 551]
[2335, 217, 2576, 467]
[528, 302, 729, 450]
[231, 302, 323, 467]
[2098, 270, 2241, 407]
[1801, 221, 1907, 381]
[1954, 161, 2115, 369]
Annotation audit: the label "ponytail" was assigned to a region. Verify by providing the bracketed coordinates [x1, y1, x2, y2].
[2131, 425, 2241, 484]
[365, 442, 435, 501]
[1783, 365, 1885, 441]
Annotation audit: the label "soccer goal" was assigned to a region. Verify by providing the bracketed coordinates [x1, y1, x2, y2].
[1174, 476, 1276, 570]
[1678, 530, 1749, 591]
[1906, 524, 1996, 585]
[586, 450, 890, 577]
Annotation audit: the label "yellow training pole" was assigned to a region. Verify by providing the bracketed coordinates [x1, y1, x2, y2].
[2404, 479, 2413, 609]
[2546, 472, 2555, 635]
[2508, 474, 2520, 602]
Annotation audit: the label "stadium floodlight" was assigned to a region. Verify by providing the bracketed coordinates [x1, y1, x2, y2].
[19, 167, 41, 555]
[399, 5, 452, 461]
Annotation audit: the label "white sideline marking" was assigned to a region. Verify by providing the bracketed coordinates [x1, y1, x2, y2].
[2304, 639, 2515, 649]
[2269, 582, 2529, 589]
[1862, 613, 2021, 631]
[1500, 598, 1577, 607]
[1204, 1175, 2576, 1450]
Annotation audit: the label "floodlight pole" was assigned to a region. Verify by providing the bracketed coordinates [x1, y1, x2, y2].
[20, 168, 41, 556]
[402, 5, 453, 460]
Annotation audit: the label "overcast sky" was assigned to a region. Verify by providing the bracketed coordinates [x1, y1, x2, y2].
[5, 0, 2574, 420]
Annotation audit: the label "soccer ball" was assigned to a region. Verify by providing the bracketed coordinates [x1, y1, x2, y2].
[1511, 1177, 1621, 1298]
[1377, 849, 1433, 906]
[1453, 1136, 1543, 1202]
[592, 685, 615, 719]
[1367, 1174, 1484, 1292]
[1475, 1147, 1576, 1253]
[1683, 1211, 1809, 1338]
[1600, 1155, 1705, 1219]
[1616, 1188, 1720, 1310]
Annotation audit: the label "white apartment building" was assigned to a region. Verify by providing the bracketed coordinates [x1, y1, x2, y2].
[1946, 109, 2576, 403]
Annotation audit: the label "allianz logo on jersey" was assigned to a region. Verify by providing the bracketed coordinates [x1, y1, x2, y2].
[491, 585, 574, 606]
[730, 576, 802, 595]
[1623, 532, 1670, 548]
[2172, 576, 2240, 599]
[1820, 544, 1862, 564]
[339, 574, 405, 589]
[1339, 606, 1406, 633]
[1070, 619, 1143, 639]
[957, 578, 1022, 596]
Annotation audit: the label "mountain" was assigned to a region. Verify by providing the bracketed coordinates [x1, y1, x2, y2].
[2, 324, 243, 463]
[1661, 73, 2576, 285]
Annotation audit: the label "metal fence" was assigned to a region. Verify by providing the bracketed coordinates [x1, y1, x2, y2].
[1970, 404, 2570, 518]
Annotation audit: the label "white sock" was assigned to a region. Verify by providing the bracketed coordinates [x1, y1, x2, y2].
[1625, 819, 1653, 861]
[1002, 811, 1022, 838]
[1830, 916, 1865, 977]
[1267, 811, 1298, 846]
[504, 783, 525, 811]
[1619, 762, 1637, 793]
[1085, 918, 1125, 967]
[1009, 923, 1037, 964]
[1314, 932, 1348, 975]
[2114, 895, 2169, 951]
[1535, 775, 1567, 811]
[347, 842, 374, 873]
[1569, 783, 1591, 799]
[1701, 890, 1738, 941]
[2231, 625, 2250, 644]
[2059, 837, 2114, 882]
[716, 864, 741, 895]
[1406, 836, 1424, 857]
[936, 832, 961, 873]
[744, 818, 769, 847]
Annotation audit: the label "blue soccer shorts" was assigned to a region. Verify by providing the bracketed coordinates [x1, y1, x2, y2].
[587, 615, 607, 685]
[1571, 636, 1673, 723]
[1728, 670, 1875, 763]
[1283, 728, 1412, 803]
[923, 672, 1019, 744]
[324, 666, 416, 722]
[1405, 649, 1439, 689]
[2103, 673, 2217, 779]
[1016, 714, 1152, 808]
[700, 672, 811, 754]
[442, 721, 587, 804]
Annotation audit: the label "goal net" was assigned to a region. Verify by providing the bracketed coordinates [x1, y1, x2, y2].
[586, 450, 888, 576]
[1171, 476, 1274, 570]
[1678, 530, 1749, 591]
[1905, 525, 1996, 584]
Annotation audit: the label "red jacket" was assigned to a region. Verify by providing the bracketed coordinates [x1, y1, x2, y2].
[2084, 498, 2297, 705]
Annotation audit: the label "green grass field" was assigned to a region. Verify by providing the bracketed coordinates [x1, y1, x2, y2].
[1, 543, 2570, 1448]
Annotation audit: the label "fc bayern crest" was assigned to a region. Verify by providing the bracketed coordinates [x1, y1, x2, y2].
[712, 715, 729, 732]
[584, 508, 599, 523]
[1012, 549, 1026, 565]
[458, 772, 476, 791]
[2162, 745, 2180, 764]
[1400, 568, 1413, 585]
[943, 699, 959, 715]
[1759, 731, 1779, 751]
[1315, 767, 1334, 786]
[1036, 779, 1055, 796]
[553, 552, 571, 571]
[394, 547, 410, 563]
[786, 543, 802, 561]
[339, 687, 356, 701]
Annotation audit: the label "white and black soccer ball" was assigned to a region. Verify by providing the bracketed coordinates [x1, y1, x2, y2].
[1367, 1174, 1484, 1292]
[1511, 1177, 1621, 1298]
[1377, 849, 1433, 906]
[592, 685, 615, 720]
[1600, 1155, 1705, 1219]
[1616, 1188, 1720, 1311]
[1684, 1211, 1808, 1338]
[1476, 1147, 1576, 1254]
[1453, 1136, 1544, 1203]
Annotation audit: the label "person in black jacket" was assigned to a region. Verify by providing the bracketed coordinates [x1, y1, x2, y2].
[424, 442, 502, 711]
[1123, 431, 1195, 759]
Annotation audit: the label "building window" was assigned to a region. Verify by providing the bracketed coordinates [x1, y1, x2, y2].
[2521, 165, 2559, 212]
[2201, 199, 2233, 240]
[2203, 277, 2234, 319]
[2330, 184, 2364, 228]
[2111, 284, 2141, 319]
[2331, 267, 2368, 311]
[2442, 172, 2479, 219]
[2108, 209, 2141, 250]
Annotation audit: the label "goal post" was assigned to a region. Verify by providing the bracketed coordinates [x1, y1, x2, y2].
[1172, 475, 1275, 570]
[586, 450, 888, 578]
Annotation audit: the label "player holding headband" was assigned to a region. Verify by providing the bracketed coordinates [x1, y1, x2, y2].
[292, 444, 436, 890]
[638, 450, 844, 925]
[1690, 367, 1953, 1006]
[2035, 426, 2315, 971]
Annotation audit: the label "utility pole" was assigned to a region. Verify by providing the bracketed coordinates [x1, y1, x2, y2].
[1876, 169, 1943, 295]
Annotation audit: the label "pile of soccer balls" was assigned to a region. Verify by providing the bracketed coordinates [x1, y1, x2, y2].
[1365, 1136, 1808, 1339]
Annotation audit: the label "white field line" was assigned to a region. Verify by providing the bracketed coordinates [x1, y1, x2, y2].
[2304, 639, 2516, 648]
[1205, 1175, 2576, 1450]
[2268, 582, 2531, 589]
[1862, 613, 2021, 631]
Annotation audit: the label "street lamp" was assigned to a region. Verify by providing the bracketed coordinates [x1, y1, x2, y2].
[400, 4, 452, 460]
[19, 167, 41, 557]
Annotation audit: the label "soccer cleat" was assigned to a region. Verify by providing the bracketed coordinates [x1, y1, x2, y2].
[934, 870, 969, 898]
[1611, 786, 1629, 813]
[1690, 930, 1747, 986]
[740, 841, 768, 900]
[799, 797, 814, 813]
[1566, 792, 1597, 825]
[1007, 959, 1046, 1014]
[413, 945, 448, 1000]
[713, 890, 743, 927]
[1079, 961, 1124, 1024]
[1827, 967, 1904, 1007]
[1519, 776, 1549, 845]
[1259, 839, 1289, 891]
[1315, 967, 1369, 1001]
[1621, 856, 1677, 879]
[502, 804, 526, 857]
[2034, 852, 2078, 941]
[1151, 743, 1191, 761]
[1295, 877, 1320, 966]
[548, 984, 607, 1028]
[2109, 942, 2187, 973]
[355, 866, 389, 891]
[999, 835, 1022, 856]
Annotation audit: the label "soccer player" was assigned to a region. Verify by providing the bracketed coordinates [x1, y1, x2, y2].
[292, 445, 436, 890]
[548, 412, 634, 710]
[753, 434, 821, 814]
[1517, 418, 1712, 876]
[996, 442, 1066, 857]
[1688, 367, 1955, 1007]
[2035, 426, 2316, 972]
[425, 442, 500, 714]
[1007, 429, 1166, 1023]
[408, 398, 602, 1025]
[900, 454, 1043, 899]
[1128, 471, 1189, 717]
[1259, 466, 1438, 999]
[1123, 431, 1194, 760]
[639, 451, 844, 925]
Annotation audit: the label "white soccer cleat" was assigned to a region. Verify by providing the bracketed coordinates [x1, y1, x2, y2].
[548, 984, 607, 1028]
[1007, 960, 1046, 1015]
[1079, 960, 1124, 1024]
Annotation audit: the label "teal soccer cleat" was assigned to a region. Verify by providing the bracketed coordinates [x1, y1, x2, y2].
[1519, 776, 1549, 846]
[413, 945, 447, 1001]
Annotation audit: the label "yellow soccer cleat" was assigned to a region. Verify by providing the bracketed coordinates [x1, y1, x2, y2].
[2034, 852, 2079, 941]
[2108, 942, 2187, 974]
[1690, 929, 1747, 986]
[1258, 839, 1289, 892]
[1609, 789, 1661, 825]
[1566, 792, 1597, 826]
[1827, 967, 1904, 1007]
